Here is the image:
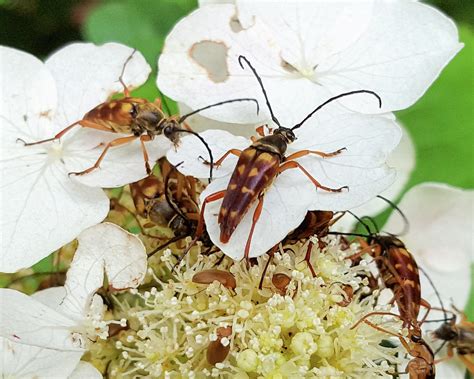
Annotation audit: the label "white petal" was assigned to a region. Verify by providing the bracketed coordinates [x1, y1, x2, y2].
[158, 4, 286, 124]
[292, 113, 401, 210]
[316, 1, 462, 113]
[201, 169, 314, 259]
[64, 132, 171, 188]
[179, 102, 259, 138]
[0, 157, 109, 273]
[433, 359, 466, 379]
[384, 183, 473, 308]
[46, 42, 151, 127]
[0, 289, 83, 351]
[158, 2, 461, 126]
[167, 129, 249, 179]
[0, 337, 82, 379]
[0, 46, 110, 272]
[61, 223, 147, 319]
[335, 126, 415, 231]
[0, 46, 57, 142]
[69, 361, 102, 379]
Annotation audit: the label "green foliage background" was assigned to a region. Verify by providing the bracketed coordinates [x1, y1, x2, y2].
[0, 2, 472, 373]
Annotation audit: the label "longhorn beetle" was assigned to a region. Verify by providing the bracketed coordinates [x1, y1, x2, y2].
[18, 50, 259, 181]
[343, 217, 436, 378]
[191, 55, 382, 263]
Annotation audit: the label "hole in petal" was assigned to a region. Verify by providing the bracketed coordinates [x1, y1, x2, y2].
[190, 41, 229, 83]
[230, 14, 244, 33]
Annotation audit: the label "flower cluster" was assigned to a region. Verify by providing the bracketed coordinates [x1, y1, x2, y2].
[0, 1, 472, 378]
[105, 236, 405, 378]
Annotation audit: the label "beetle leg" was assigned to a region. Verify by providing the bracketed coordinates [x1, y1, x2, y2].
[351, 311, 403, 330]
[434, 345, 455, 364]
[200, 149, 242, 167]
[285, 147, 347, 161]
[173, 190, 226, 270]
[19, 119, 113, 146]
[259, 245, 278, 290]
[195, 190, 226, 238]
[279, 160, 348, 192]
[304, 241, 317, 277]
[139, 135, 153, 174]
[244, 194, 265, 266]
[69, 135, 138, 176]
[419, 298, 432, 324]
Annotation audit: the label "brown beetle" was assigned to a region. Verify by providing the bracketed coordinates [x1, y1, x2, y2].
[19, 50, 258, 180]
[349, 234, 436, 379]
[192, 55, 381, 264]
[286, 210, 344, 276]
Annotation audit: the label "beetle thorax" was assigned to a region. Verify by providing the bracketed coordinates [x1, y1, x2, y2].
[253, 127, 296, 157]
[133, 103, 166, 136]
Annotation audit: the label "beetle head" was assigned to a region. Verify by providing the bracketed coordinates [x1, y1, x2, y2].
[274, 127, 296, 143]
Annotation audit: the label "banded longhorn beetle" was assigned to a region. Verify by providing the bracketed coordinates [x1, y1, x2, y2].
[18, 50, 259, 180]
[191, 55, 382, 264]
[343, 213, 437, 378]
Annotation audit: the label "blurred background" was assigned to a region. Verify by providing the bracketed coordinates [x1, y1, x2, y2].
[1, 0, 472, 309]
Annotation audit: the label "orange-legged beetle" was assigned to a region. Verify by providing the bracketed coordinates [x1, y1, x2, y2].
[192, 55, 382, 263]
[19, 50, 259, 181]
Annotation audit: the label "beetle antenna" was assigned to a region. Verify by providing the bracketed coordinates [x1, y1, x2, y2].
[178, 98, 259, 123]
[175, 128, 215, 181]
[418, 266, 448, 324]
[238, 55, 282, 128]
[291, 90, 382, 131]
[328, 231, 370, 239]
[377, 195, 410, 236]
[361, 215, 380, 234]
[347, 211, 376, 236]
[118, 48, 137, 94]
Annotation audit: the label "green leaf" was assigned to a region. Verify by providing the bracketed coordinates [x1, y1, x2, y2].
[83, 0, 196, 110]
[84, 0, 197, 67]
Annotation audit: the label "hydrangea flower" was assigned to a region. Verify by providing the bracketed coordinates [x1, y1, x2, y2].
[107, 237, 405, 378]
[0, 43, 169, 272]
[0, 223, 147, 378]
[158, 1, 462, 124]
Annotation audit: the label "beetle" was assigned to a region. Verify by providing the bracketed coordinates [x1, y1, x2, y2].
[432, 307, 474, 374]
[127, 160, 212, 257]
[286, 210, 344, 276]
[191, 55, 382, 264]
[257, 210, 344, 289]
[18, 50, 259, 180]
[348, 233, 436, 378]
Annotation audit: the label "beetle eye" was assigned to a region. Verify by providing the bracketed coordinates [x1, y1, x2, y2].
[130, 104, 138, 118]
